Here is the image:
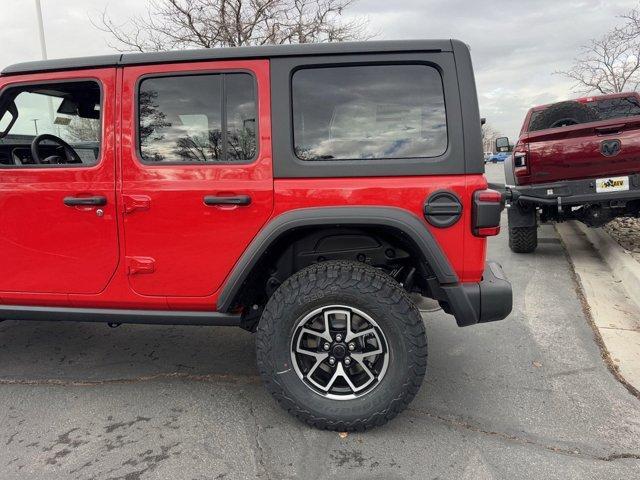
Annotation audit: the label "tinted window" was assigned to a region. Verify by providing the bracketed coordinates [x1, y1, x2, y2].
[528, 96, 640, 131]
[226, 74, 258, 161]
[527, 110, 542, 131]
[591, 96, 640, 120]
[139, 73, 256, 163]
[292, 64, 447, 161]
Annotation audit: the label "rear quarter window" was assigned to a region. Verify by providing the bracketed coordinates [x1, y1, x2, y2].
[592, 96, 640, 120]
[527, 96, 640, 131]
[291, 64, 447, 161]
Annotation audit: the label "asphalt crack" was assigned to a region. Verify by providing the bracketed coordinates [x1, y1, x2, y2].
[407, 407, 640, 462]
[105, 416, 150, 434]
[0, 372, 261, 387]
[247, 400, 271, 479]
[5, 432, 18, 446]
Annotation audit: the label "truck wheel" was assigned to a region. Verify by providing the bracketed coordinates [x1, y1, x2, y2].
[529, 101, 599, 131]
[508, 226, 538, 253]
[256, 260, 427, 431]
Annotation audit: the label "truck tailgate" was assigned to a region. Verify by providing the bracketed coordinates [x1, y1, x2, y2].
[525, 116, 640, 183]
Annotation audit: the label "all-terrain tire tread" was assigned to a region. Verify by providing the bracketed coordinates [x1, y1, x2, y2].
[255, 260, 427, 431]
[509, 226, 538, 253]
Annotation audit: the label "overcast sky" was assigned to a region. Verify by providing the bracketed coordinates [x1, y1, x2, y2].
[0, 0, 637, 139]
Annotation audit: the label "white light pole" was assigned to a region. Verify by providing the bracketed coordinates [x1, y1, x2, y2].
[34, 0, 55, 128]
[35, 0, 48, 60]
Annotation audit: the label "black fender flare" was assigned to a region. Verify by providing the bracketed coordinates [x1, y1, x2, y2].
[216, 206, 459, 312]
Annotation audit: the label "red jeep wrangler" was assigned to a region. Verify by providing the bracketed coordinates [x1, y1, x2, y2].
[501, 92, 640, 253]
[0, 40, 511, 430]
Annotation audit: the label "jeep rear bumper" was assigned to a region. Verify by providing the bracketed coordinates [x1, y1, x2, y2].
[440, 262, 512, 327]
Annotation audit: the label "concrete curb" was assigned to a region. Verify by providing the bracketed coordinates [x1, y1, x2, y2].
[575, 222, 640, 311]
[556, 221, 640, 394]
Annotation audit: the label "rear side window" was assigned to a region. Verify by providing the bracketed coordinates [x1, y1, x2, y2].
[592, 96, 640, 120]
[292, 64, 447, 161]
[138, 73, 257, 163]
[528, 96, 640, 131]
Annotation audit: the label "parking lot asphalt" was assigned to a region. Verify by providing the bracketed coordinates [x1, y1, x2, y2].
[1, 164, 639, 480]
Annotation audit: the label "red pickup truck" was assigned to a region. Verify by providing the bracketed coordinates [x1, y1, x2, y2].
[500, 92, 640, 253]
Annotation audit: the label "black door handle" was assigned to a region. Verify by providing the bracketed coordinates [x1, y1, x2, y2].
[203, 195, 252, 206]
[63, 195, 107, 206]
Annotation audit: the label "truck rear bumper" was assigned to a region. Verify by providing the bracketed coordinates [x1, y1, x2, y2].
[440, 261, 513, 327]
[512, 173, 640, 206]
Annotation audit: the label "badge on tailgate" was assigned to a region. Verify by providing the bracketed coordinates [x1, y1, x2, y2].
[600, 139, 621, 157]
[595, 176, 629, 193]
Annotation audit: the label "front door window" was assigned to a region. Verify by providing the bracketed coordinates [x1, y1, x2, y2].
[0, 81, 101, 166]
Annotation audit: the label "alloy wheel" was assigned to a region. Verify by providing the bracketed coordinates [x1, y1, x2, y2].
[290, 305, 389, 400]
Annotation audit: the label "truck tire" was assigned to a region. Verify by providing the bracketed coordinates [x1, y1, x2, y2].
[256, 260, 427, 431]
[508, 226, 538, 253]
[529, 101, 599, 131]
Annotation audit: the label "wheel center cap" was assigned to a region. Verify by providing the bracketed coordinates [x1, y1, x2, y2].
[332, 343, 347, 359]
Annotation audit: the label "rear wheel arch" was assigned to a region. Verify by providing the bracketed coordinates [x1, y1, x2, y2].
[216, 207, 459, 313]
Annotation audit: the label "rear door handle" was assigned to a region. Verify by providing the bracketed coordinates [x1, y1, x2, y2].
[203, 195, 252, 206]
[63, 196, 107, 206]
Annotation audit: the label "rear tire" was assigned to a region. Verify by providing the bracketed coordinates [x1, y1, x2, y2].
[529, 101, 599, 131]
[256, 260, 427, 431]
[509, 226, 538, 253]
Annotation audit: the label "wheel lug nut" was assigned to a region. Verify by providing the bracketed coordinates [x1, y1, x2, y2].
[348, 342, 355, 351]
[323, 342, 331, 351]
[344, 357, 351, 366]
[329, 357, 336, 366]
[335, 334, 343, 342]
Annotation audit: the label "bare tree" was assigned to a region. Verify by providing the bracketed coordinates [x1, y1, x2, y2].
[64, 117, 101, 143]
[556, 7, 640, 94]
[481, 123, 503, 153]
[93, 0, 372, 52]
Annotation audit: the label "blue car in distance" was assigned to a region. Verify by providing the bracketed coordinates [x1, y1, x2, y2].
[485, 152, 511, 163]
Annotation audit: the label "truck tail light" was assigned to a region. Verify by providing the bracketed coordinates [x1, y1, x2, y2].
[473, 189, 503, 237]
[513, 151, 528, 177]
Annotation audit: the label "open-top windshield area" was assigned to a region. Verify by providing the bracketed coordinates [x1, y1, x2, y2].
[0, 81, 101, 166]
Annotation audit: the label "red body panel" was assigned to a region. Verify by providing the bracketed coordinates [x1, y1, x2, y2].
[119, 60, 273, 299]
[0, 68, 119, 306]
[0, 61, 489, 310]
[517, 92, 640, 185]
[273, 175, 487, 283]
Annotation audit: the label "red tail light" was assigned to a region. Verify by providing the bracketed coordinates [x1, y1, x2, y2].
[473, 189, 503, 237]
[513, 151, 528, 178]
[476, 226, 501, 236]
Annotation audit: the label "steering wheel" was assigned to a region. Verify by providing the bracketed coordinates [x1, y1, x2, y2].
[30, 134, 81, 165]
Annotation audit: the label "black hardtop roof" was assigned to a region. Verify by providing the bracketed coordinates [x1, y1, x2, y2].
[2, 39, 457, 76]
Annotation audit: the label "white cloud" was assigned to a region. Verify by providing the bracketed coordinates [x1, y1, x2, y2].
[351, 0, 639, 138]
